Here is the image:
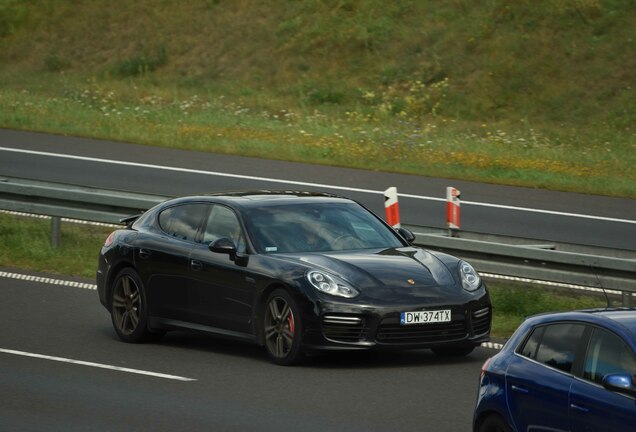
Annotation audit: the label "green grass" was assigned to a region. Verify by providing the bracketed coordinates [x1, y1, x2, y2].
[0, 78, 633, 197]
[488, 284, 607, 336]
[0, 213, 111, 279]
[0, 1, 634, 197]
[0, 213, 609, 338]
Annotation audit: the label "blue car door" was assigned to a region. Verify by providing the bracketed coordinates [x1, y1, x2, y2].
[569, 380, 636, 432]
[505, 323, 586, 432]
[569, 327, 636, 432]
[506, 357, 573, 432]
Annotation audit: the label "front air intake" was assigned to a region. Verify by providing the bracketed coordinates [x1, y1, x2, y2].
[322, 315, 368, 343]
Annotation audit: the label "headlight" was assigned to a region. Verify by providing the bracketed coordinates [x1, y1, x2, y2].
[307, 271, 359, 298]
[459, 260, 481, 291]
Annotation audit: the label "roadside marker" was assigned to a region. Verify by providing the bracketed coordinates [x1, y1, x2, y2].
[446, 187, 461, 237]
[384, 187, 401, 228]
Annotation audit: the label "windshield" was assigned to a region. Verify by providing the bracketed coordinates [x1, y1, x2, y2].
[244, 202, 403, 254]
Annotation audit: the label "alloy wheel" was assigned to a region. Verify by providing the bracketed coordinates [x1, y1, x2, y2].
[112, 274, 141, 336]
[264, 296, 296, 359]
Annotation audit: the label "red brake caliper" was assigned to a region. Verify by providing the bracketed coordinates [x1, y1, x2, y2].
[287, 311, 295, 335]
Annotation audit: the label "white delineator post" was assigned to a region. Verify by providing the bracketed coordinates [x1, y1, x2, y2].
[446, 186, 461, 237]
[384, 187, 401, 229]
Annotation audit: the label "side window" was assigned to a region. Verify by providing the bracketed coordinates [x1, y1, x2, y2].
[158, 204, 207, 241]
[202, 205, 246, 253]
[517, 326, 544, 359]
[518, 323, 586, 374]
[583, 328, 636, 385]
[533, 323, 586, 373]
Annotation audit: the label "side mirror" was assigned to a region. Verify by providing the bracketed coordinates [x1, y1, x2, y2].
[209, 237, 237, 260]
[397, 227, 416, 244]
[602, 373, 636, 396]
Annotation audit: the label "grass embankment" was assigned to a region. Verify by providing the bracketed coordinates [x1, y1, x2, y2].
[0, 213, 607, 337]
[0, 1, 634, 197]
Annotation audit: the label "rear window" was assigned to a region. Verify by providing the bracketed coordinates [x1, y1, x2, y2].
[158, 204, 207, 241]
[517, 323, 586, 373]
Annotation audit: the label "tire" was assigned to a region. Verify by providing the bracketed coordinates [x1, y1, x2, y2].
[478, 414, 512, 432]
[431, 345, 475, 357]
[110, 268, 163, 343]
[263, 289, 304, 366]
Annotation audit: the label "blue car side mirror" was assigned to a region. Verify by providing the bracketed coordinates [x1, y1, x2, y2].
[602, 373, 636, 396]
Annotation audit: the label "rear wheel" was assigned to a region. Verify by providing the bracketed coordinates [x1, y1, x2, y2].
[263, 289, 304, 366]
[110, 268, 163, 343]
[478, 414, 512, 432]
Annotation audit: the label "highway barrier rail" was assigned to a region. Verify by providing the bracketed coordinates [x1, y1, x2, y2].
[1, 176, 635, 304]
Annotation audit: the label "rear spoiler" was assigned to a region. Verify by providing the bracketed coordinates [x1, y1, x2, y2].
[119, 213, 143, 227]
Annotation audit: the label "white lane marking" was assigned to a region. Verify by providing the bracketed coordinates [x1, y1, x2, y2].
[481, 342, 505, 350]
[0, 271, 97, 290]
[1, 146, 635, 225]
[0, 348, 196, 381]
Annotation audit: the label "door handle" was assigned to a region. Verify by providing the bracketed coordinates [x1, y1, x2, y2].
[511, 385, 529, 394]
[190, 260, 203, 271]
[570, 403, 589, 413]
[139, 249, 151, 259]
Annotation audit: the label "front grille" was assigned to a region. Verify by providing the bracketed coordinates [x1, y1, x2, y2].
[472, 306, 491, 335]
[322, 315, 368, 343]
[376, 317, 467, 344]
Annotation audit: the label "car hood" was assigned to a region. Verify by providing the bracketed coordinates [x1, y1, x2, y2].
[276, 247, 466, 304]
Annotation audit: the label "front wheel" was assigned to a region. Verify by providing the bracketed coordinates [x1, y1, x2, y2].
[477, 414, 512, 432]
[110, 268, 163, 343]
[263, 289, 304, 366]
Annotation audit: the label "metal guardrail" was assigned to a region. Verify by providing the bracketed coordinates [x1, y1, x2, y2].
[405, 226, 636, 304]
[0, 176, 168, 247]
[0, 176, 167, 223]
[1, 176, 635, 303]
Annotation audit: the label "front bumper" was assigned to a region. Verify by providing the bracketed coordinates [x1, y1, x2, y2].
[300, 292, 492, 352]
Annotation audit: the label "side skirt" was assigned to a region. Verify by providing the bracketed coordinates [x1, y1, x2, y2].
[148, 317, 259, 344]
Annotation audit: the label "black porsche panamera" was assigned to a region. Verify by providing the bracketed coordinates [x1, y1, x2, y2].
[97, 192, 491, 365]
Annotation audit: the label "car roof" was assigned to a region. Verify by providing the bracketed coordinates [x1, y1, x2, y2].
[594, 309, 636, 333]
[162, 191, 355, 209]
[502, 308, 636, 352]
[526, 308, 636, 335]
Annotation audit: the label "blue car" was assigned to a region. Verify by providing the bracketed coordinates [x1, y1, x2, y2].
[473, 308, 636, 432]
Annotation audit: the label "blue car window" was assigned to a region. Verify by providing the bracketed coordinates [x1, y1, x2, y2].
[517, 326, 544, 359]
[533, 323, 586, 373]
[583, 328, 636, 385]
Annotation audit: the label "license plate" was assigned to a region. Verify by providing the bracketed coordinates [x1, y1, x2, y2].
[400, 310, 451, 325]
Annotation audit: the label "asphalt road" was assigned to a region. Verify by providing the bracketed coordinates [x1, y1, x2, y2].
[2, 130, 632, 430]
[0, 272, 493, 431]
[1, 129, 635, 250]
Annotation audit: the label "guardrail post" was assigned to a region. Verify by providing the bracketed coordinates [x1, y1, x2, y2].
[50, 216, 61, 248]
[623, 291, 633, 307]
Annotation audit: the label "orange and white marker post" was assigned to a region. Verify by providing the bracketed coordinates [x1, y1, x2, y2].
[446, 186, 461, 237]
[384, 187, 401, 229]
